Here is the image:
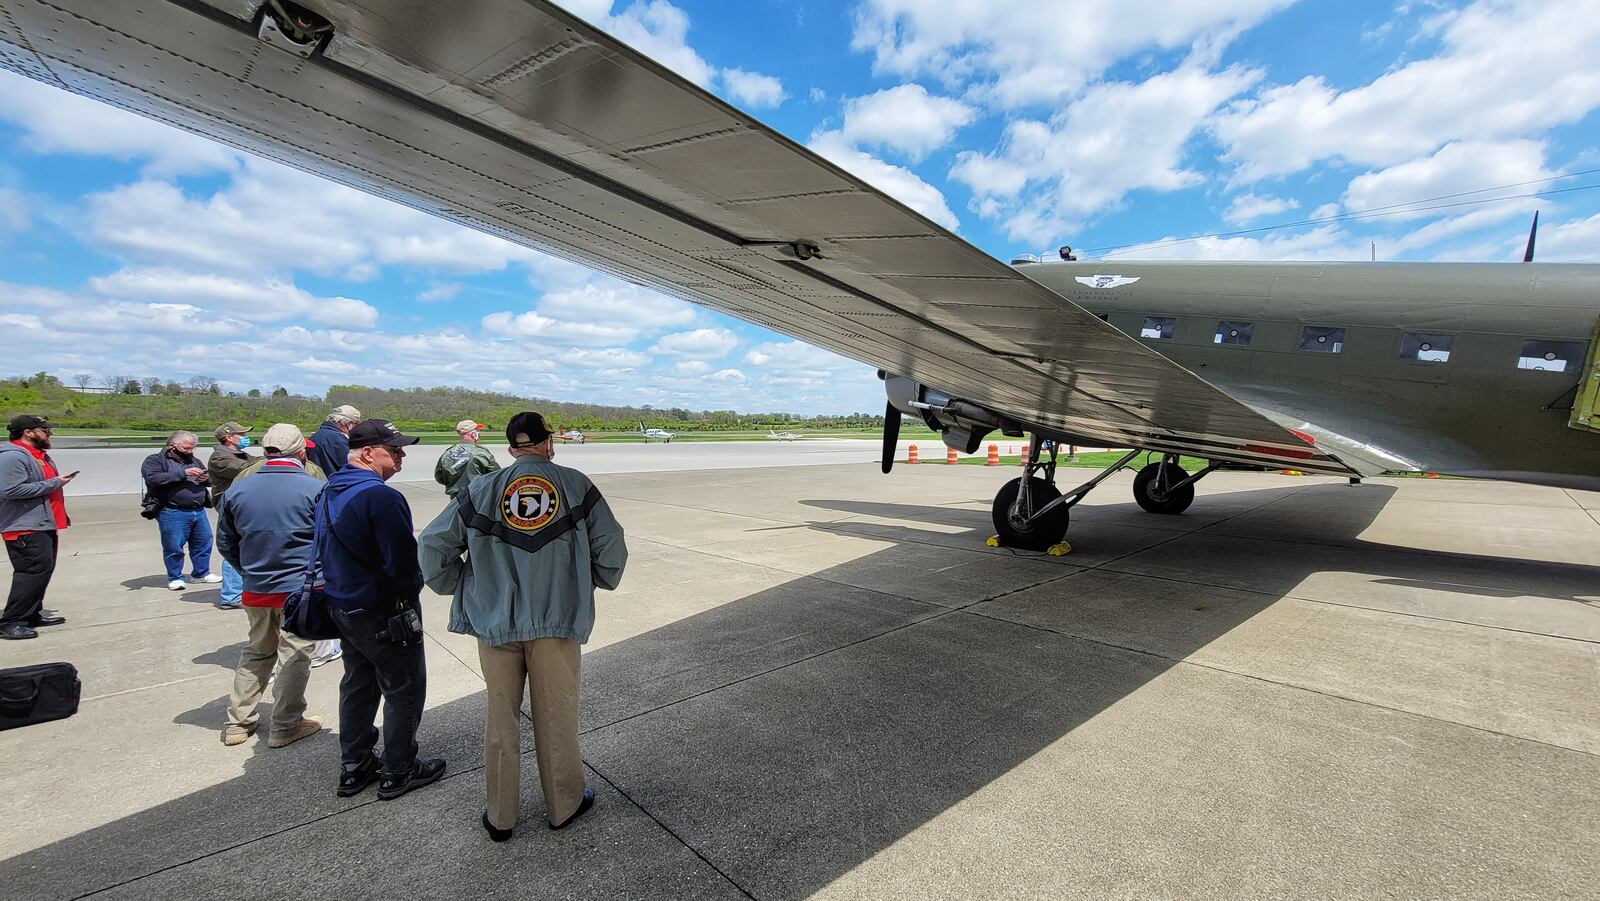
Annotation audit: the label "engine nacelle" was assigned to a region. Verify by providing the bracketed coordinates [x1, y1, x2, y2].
[882, 373, 1021, 454]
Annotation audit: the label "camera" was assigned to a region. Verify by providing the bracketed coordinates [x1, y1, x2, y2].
[384, 606, 422, 645]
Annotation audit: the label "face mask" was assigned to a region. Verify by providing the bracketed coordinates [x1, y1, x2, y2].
[237, 436, 251, 449]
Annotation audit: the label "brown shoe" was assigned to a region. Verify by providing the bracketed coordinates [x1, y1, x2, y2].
[268, 716, 323, 749]
[222, 725, 256, 746]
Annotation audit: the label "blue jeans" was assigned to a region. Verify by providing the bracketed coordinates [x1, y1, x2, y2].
[220, 560, 243, 605]
[156, 507, 212, 582]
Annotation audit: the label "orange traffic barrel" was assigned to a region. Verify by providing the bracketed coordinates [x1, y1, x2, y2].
[946, 447, 958, 464]
[907, 444, 918, 464]
[986, 444, 999, 465]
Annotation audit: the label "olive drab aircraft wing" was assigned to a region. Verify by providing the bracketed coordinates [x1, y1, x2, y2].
[0, 0, 1354, 483]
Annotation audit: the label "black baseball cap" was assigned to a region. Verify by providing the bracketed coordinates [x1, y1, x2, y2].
[8, 415, 58, 432]
[506, 411, 553, 448]
[347, 419, 421, 449]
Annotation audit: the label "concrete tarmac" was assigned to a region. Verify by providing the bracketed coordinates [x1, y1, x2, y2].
[1, 462, 1596, 899]
[49, 439, 946, 496]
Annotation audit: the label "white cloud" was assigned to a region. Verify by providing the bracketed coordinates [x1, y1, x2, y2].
[0, 188, 29, 234]
[417, 282, 461, 303]
[827, 84, 976, 162]
[950, 65, 1260, 243]
[710, 368, 746, 381]
[482, 310, 640, 345]
[1533, 213, 1600, 262]
[90, 268, 379, 329]
[562, 348, 652, 369]
[722, 68, 786, 108]
[0, 70, 241, 175]
[82, 160, 543, 277]
[536, 281, 697, 328]
[1104, 225, 1370, 261]
[1214, 0, 1600, 182]
[603, 1, 715, 86]
[742, 340, 861, 370]
[851, 0, 1292, 107]
[672, 360, 713, 376]
[809, 132, 959, 230]
[1224, 192, 1299, 225]
[650, 327, 739, 358]
[1341, 140, 1555, 219]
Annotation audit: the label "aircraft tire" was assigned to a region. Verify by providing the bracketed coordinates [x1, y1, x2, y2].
[1133, 462, 1194, 514]
[991, 477, 1069, 551]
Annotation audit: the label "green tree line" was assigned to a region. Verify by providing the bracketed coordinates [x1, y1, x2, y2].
[1, 373, 886, 433]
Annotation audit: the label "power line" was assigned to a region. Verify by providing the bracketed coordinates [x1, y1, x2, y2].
[1084, 168, 1600, 258]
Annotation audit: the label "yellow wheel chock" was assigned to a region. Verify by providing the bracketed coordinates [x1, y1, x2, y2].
[1046, 542, 1072, 556]
[984, 535, 1001, 547]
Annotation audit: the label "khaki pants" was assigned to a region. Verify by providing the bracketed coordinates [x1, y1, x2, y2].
[479, 638, 584, 829]
[226, 606, 315, 735]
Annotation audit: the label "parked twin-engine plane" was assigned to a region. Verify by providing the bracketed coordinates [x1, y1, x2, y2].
[5, 0, 1595, 551]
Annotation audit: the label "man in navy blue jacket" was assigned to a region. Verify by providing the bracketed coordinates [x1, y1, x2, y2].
[318, 418, 444, 800]
[307, 404, 360, 476]
[216, 423, 324, 749]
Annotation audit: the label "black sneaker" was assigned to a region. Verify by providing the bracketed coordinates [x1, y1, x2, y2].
[377, 757, 446, 801]
[550, 787, 595, 830]
[336, 754, 383, 798]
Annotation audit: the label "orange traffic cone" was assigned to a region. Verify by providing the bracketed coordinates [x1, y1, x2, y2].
[986, 444, 999, 465]
[907, 444, 919, 464]
[946, 447, 958, 464]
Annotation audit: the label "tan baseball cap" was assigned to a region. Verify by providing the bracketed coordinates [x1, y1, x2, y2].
[329, 404, 362, 423]
[214, 422, 251, 441]
[456, 419, 488, 434]
[260, 423, 313, 457]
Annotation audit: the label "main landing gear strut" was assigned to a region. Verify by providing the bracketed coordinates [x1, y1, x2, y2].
[990, 440, 1223, 550]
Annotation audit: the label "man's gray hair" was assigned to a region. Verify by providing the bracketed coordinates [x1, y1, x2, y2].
[168, 430, 198, 446]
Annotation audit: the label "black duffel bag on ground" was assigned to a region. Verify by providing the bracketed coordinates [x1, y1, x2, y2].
[0, 662, 81, 731]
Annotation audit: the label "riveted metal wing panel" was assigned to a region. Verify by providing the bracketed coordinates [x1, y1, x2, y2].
[0, 0, 1341, 469]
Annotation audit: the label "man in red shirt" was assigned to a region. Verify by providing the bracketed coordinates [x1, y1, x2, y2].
[0, 415, 77, 640]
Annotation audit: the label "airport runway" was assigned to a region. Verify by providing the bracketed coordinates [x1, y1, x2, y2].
[1, 464, 1596, 898]
[50, 439, 951, 496]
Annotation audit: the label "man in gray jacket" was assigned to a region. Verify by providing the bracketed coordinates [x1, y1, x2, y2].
[215, 424, 324, 748]
[418, 411, 627, 840]
[1, 415, 76, 640]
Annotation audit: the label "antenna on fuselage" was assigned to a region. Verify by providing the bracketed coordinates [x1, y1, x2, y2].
[1523, 210, 1539, 262]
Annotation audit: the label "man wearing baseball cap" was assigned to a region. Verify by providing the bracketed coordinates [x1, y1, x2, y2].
[419, 411, 627, 838]
[317, 419, 445, 800]
[215, 424, 324, 748]
[0, 415, 76, 640]
[434, 419, 501, 499]
[308, 404, 361, 476]
[206, 422, 255, 609]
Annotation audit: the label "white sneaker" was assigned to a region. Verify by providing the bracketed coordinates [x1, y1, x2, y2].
[167, 580, 186, 591]
[198, 573, 223, 584]
[310, 646, 343, 668]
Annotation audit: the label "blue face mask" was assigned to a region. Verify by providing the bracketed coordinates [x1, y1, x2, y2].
[237, 436, 251, 449]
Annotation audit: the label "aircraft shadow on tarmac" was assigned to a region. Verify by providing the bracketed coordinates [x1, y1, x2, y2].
[5, 482, 1597, 898]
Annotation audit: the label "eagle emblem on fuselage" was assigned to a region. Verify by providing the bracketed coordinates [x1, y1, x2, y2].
[1075, 275, 1140, 289]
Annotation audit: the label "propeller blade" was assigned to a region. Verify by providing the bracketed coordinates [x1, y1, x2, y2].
[1523, 210, 1539, 262]
[881, 399, 901, 474]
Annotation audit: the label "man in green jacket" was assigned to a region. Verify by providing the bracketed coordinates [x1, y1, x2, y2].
[418, 411, 626, 840]
[434, 419, 500, 498]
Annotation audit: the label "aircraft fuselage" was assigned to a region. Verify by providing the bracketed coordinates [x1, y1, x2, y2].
[1018, 260, 1600, 490]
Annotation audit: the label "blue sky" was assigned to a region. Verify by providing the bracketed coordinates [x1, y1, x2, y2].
[2, 0, 1598, 413]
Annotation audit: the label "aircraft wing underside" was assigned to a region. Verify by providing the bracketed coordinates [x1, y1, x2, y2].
[0, 0, 1357, 475]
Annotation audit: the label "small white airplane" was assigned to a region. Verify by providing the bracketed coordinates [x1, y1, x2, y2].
[553, 429, 590, 444]
[767, 431, 802, 441]
[638, 421, 675, 443]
